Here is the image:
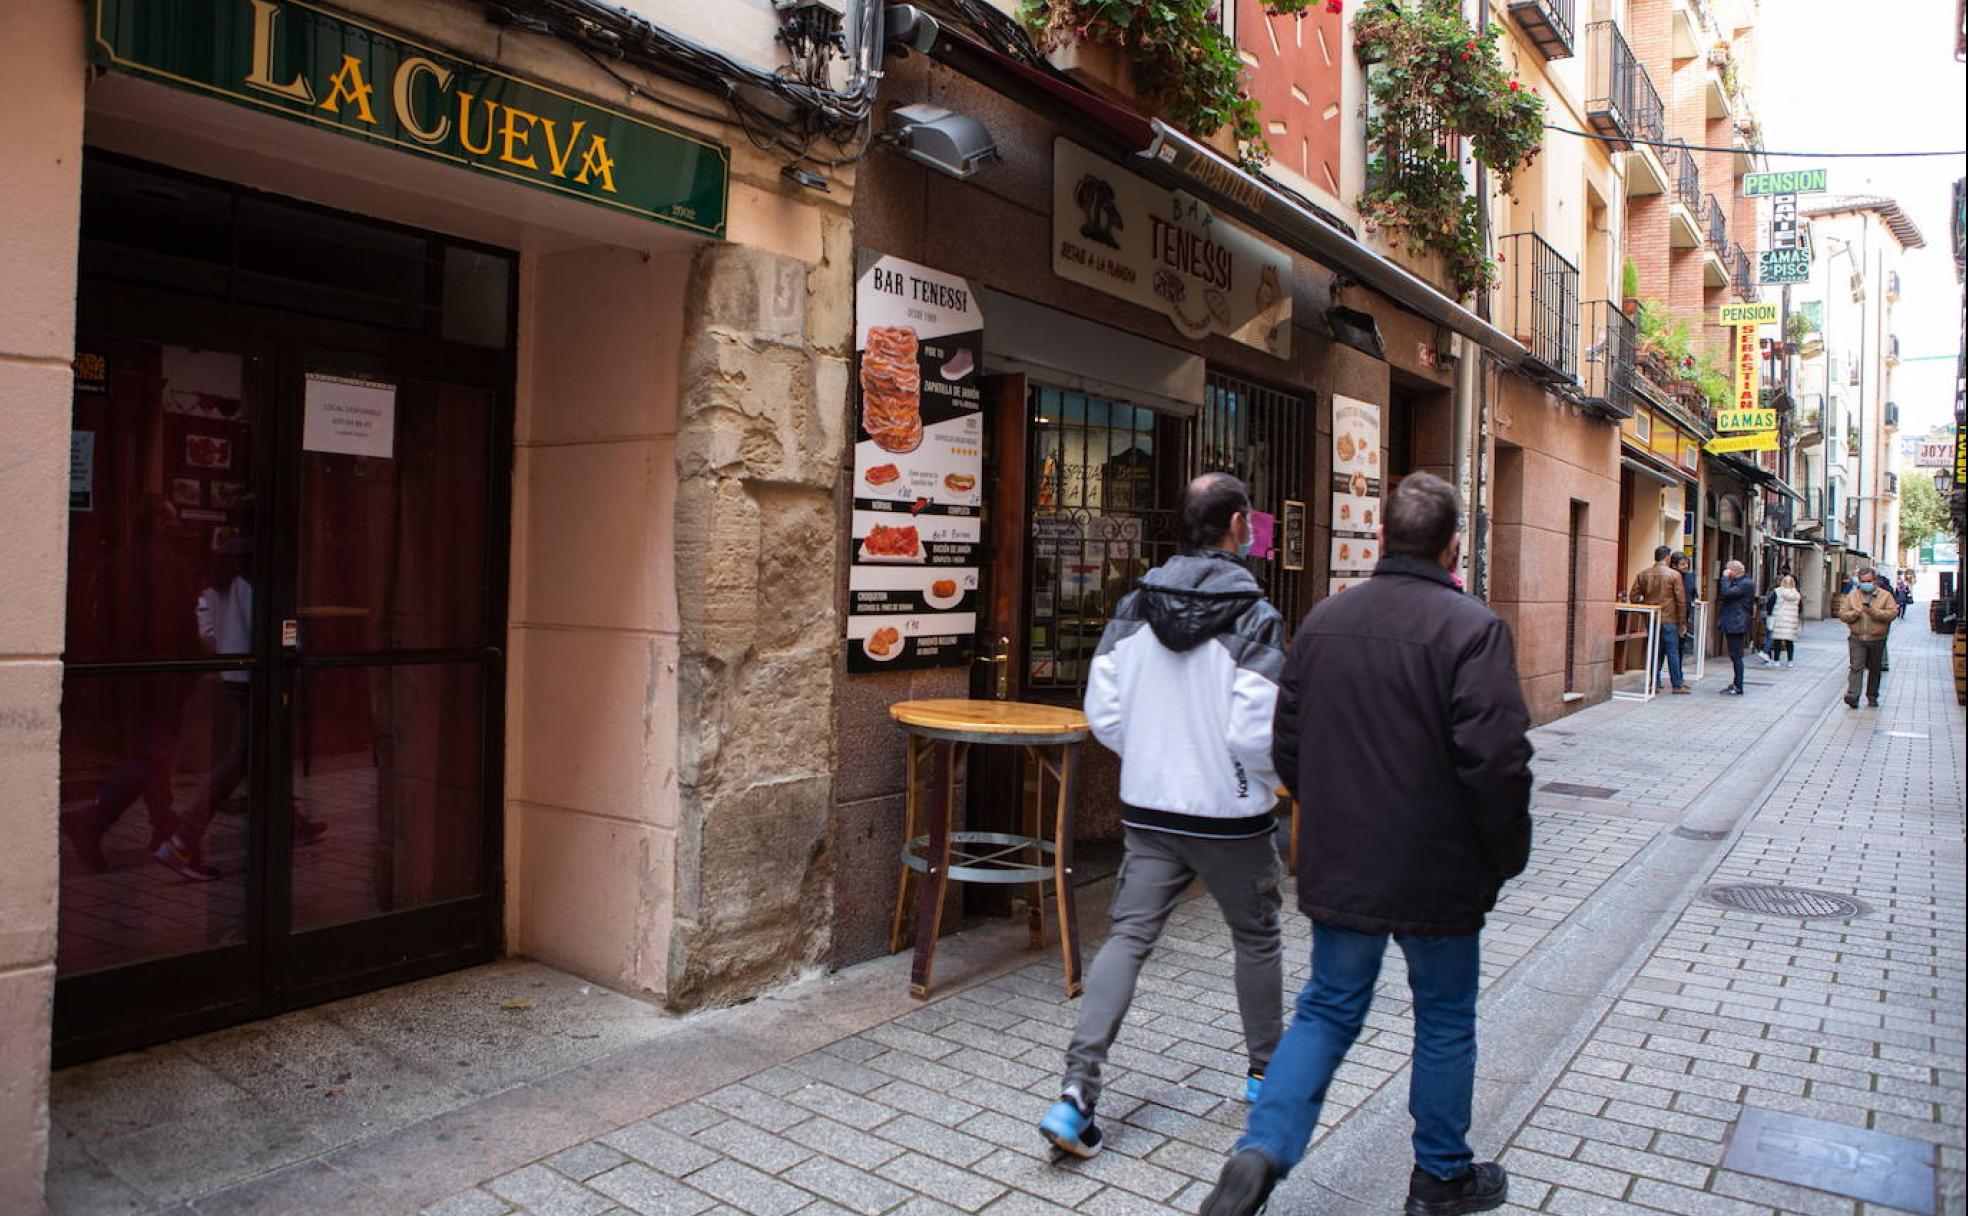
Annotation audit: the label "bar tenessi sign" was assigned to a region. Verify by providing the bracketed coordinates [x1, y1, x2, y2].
[92, 0, 728, 236]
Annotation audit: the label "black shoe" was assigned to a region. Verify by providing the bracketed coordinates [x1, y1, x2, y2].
[1868, 697, 1880, 708]
[1201, 1149, 1277, 1216]
[1406, 1162, 1509, 1216]
[1844, 695, 1860, 709]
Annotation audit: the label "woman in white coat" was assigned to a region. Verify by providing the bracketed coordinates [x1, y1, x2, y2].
[1768, 574, 1803, 667]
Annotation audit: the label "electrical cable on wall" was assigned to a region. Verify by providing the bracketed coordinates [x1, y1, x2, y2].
[1546, 124, 1967, 158]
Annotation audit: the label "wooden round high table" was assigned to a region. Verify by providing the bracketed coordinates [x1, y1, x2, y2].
[887, 699, 1089, 1000]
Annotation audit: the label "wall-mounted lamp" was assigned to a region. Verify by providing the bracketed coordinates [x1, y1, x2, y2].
[1325, 306, 1386, 360]
[882, 104, 998, 180]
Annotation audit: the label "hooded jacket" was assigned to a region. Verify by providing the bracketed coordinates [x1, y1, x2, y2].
[1084, 550, 1285, 836]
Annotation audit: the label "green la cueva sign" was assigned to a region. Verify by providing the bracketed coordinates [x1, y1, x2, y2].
[91, 0, 729, 238]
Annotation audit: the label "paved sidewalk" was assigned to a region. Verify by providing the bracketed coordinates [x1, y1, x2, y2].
[48, 619, 1964, 1215]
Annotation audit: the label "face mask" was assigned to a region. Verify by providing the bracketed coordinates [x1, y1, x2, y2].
[1858, 582, 1874, 594]
[1237, 532, 1255, 559]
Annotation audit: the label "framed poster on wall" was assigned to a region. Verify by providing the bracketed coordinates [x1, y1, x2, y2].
[1328, 395, 1382, 597]
[845, 252, 985, 673]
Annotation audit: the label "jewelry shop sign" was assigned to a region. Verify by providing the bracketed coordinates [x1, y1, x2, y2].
[1053, 139, 1292, 358]
[91, 0, 729, 237]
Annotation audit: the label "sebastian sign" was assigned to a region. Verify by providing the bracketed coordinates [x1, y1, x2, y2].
[1053, 139, 1292, 357]
[91, 0, 728, 237]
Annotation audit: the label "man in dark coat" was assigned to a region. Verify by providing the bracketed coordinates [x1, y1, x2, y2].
[1715, 560, 1757, 695]
[1202, 472, 1534, 1216]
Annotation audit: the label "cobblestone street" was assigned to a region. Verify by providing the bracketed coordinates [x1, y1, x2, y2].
[49, 619, 1966, 1216]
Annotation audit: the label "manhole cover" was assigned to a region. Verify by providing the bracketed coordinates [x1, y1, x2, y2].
[1540, 782, 1618, 799]
[1701, 884, 1869, 919]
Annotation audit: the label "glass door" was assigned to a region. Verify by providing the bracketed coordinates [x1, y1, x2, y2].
[273, 349, 506, 1005]
[57, 332, 275, 1055]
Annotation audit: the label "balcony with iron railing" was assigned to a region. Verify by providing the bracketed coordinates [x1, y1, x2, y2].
[1581, 300, 1637, 418]
[1701, 194, 1730, 286]
[1498, 232, 1581, 383]
[1887, 269, 1902, 299]
[1667, 145, 1703, 247]
[1671, 0, 1714, 57]
[1508, 0, 1576, 59]
[1585, 21, 1663, 153]
[1885, 471, 1899, 496]
[1885, 401, 1900, 430]
[1730, 242, 1755, 300]
[1886, 333, 1902, 364]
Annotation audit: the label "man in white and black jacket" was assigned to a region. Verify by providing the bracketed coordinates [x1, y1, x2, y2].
[1039, 472, 1287, 1160]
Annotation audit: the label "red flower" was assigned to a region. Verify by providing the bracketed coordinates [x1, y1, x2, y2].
[1326, 0, 1342, 12]
[1508, 80, 1520, 90]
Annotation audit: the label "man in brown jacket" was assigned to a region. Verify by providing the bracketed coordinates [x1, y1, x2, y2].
[1628, 545, 1689, 694]
[1836, 566, 1899, 708]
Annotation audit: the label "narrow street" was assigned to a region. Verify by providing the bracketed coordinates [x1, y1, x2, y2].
[49, 618, 1965, 1216]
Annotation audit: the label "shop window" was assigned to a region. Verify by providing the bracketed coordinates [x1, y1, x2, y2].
[1023, 375, 1308, 698]
[1026, 387, 1181, 694]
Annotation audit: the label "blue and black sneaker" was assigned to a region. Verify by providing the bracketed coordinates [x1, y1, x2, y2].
[1039, 1089, 1103, 1159]
[1245, 1069, 1265, 1103]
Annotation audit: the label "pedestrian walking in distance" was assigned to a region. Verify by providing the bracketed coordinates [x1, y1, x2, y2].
[1629, 546, 1690, 694]
[1040, 472, 1287, 1159]
[1716, 560, 1755, 695]
[1768, 575, 1802, 668]
[1838, 566, 1899, 709]
[1202, 473, 1535, 1216]
[1672, 552, 1699, 663]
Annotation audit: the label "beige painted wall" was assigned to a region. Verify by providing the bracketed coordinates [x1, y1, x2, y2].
[507, 245, 693, 997]
[0, 2, 84, 1210]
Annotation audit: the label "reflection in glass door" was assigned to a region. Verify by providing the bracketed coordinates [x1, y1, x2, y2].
[59, 338, 263, 979]
[285, 372, 497, 954]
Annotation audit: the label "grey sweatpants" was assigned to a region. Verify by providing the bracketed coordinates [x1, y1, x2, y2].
[1062, 825, 1284, 1108]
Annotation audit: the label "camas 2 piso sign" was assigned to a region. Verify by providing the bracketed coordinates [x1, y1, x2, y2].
[91, 0, 728, 237]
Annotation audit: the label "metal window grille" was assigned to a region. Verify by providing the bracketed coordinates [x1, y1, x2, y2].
[1023, 376, 1308, 699]
[1499, 232, 1581, 382]
[1703, 193, 1728, 252]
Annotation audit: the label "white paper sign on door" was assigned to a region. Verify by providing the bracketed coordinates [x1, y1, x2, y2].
[303, 373, 397, 458]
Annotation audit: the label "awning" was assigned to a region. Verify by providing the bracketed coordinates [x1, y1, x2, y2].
[924, 29, 1530, 368]
[1622, 452, 1693, 487]
[1767, 537, 1815, 548]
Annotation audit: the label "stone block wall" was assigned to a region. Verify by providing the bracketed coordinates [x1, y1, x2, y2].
[667, 217, 856, 1006]
[0, 3, 84, 1209]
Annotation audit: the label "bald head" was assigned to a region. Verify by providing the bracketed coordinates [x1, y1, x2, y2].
[1181, 472, 1252, 550]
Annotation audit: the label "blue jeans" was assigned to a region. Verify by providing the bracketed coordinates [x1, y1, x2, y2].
[1656, 622, 1684, 690]
[1237, 923, 1481, 1181]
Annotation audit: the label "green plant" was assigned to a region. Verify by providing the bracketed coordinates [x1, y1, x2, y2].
[1621, 257, 1641, 301]
[1899, 471, 1951, 547]
[1784, 310, 1813, 345]
[1350, 0, 1546, 297]
[1695, 352, 1731, 412]
[1019, 0, 1325, 171]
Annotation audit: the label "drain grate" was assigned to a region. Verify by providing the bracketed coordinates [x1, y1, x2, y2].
[1701, 884, 1869, 920]
[1540, 782, 1618, 799]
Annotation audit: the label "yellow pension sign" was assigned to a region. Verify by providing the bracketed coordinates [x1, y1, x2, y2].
[1706, 431, 1780, 454]
[1718, 302, 1779, 326]
[1717, 408, 1777, 432]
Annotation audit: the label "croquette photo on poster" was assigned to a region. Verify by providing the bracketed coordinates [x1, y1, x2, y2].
[847, 253, 984, 672]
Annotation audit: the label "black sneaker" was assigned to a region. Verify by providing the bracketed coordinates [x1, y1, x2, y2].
[1406, 1162, 1508, 1216]
[1200, 1148, 1277, 1216]
[1844, 695, 1860, 709]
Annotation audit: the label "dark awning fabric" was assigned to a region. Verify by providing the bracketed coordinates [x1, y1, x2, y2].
[924, 30, 1529, 368]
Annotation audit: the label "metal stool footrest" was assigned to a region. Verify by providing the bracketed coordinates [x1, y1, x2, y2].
[902, 831, 1057, 884]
